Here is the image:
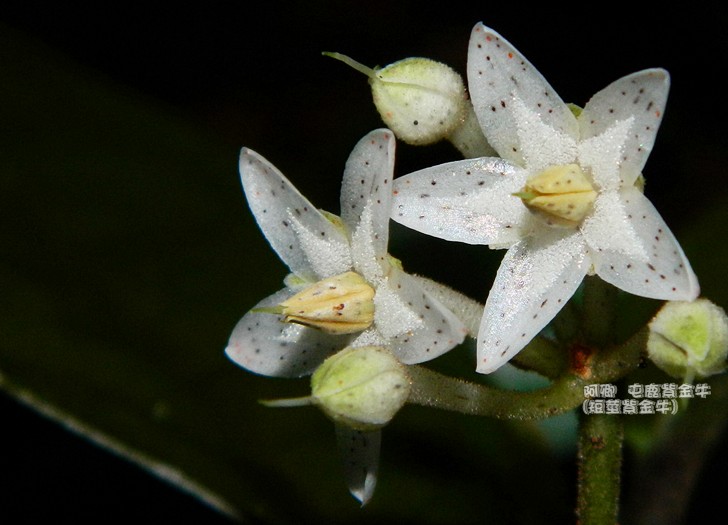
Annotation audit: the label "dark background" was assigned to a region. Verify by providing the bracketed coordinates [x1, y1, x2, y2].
[1, 2, 727, 523]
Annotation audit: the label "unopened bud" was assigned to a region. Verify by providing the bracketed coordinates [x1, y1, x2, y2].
[324, 53, 467, 146]
[257, 271, 375, 334]
[311, 346, 411, 431]
[647, 298, 728, 380]
[515, 164, 597, 227]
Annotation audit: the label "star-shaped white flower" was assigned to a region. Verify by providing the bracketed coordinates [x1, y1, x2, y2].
[391, 23, 699, 374]
[226, 128, 467, 503]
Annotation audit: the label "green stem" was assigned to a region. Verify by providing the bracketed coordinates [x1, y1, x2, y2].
[577, 276, 623, 525]
[408, 365, 586, 420]
[407, 326, 647, 421]
[577, 413, 623, 525]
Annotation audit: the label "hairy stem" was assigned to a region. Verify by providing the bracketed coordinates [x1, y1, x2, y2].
[577, 276, 623, 525]
[408, 365, 586, 420]
[577, 413, 623, 525]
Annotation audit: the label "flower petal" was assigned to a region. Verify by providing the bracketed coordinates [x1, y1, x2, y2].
[335, 425, 380, 505]
[578, 117, 634, 191]
[581, 190, 648, 262]
[579, 69, 669, 187]
[391, 157, 529, 246]
[225, 288, 351, 377]
[467, 23, 578, 167]
[240, 148, 350, 282]
[384, 269, 468, 364]
[477, 230, 589, 374]
[341, 129, 395, 260]
[351, 202, 387, 283]
[590, 188, 700, 301]
[290, 214, 353, 279]
[371, 270, 423, 341]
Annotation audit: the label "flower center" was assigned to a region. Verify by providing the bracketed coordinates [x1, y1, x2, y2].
[259, 271, 376, 335]
[515, 164, 597, 227]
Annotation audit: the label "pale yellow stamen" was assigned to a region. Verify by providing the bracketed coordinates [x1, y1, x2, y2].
[516, 164, 597, 226]
[257, 271, 375, 335]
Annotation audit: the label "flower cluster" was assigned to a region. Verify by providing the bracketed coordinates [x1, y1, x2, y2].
[225, 22, 709, 504]
[225, 128, 466, 503]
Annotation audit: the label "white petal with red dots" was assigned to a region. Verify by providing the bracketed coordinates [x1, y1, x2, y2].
[240, 148, 349, 282]
[579, 69, 669, 187]
[225, 289, 351, 378]
[335, 425, 380, 505]
[391, 157, 530, 245]
[477, 229, 589, 374]
[341, 129, 395, 260]
[385, 269, 468, 364]
[467, 23, 578, 166]
[590, 188, 700, 301]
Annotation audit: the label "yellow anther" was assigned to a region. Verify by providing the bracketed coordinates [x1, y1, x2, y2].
[517, 164, 597, 225]
[275, 271, 375, 334]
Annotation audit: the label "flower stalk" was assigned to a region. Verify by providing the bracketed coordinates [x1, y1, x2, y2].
[577, 276, 623, 524]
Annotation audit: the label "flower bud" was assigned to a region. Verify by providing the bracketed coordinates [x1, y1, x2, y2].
[273, 271, 375, 334]
[324, 53, 467, 146]
[647, 298, 728, 380]
[311, 346, 411, 431]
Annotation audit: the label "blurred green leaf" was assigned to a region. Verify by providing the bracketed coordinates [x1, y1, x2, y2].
[2, 11, 728, 524]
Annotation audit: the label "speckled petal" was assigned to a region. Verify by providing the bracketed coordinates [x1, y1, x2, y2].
[579, 69, 669, 187]
[385, 269, 468, 364]
[477, 229, 589, 374]
[391, 157, 529, 246]
[590, 187, 700, 301]
[335, 425, 380, 505]
[341, 129, 396, 261]
[290, 214, 353, 279]
[240, 148, 350, 282]
[578, 117, 634, 191]
[225, 288, 351, 378]
[467, 23, 578, 167]
[581, 190, 648, 262]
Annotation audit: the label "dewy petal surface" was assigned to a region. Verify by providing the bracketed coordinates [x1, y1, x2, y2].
[589, 187, 700, 301]
[392, 157, 529, 245]
[477, 229, 589, 374]
[578, 69, 669, 187]
[240, 148, 350, 282]
[226, 289, 351, 377]
[467, 23, 578, 166]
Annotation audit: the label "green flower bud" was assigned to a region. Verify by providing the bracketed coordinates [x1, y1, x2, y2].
[323, 53, 467, 146]
[647, 298, 728, 380]
[311, 346, 411, 431]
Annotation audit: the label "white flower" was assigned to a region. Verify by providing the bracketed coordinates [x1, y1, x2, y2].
[227, 128, 466, 375]
[226, 128, 466, 503]
[391, 23, 700, 374]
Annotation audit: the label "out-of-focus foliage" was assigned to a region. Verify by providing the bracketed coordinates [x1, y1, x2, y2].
[1, 3, 727, 523]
